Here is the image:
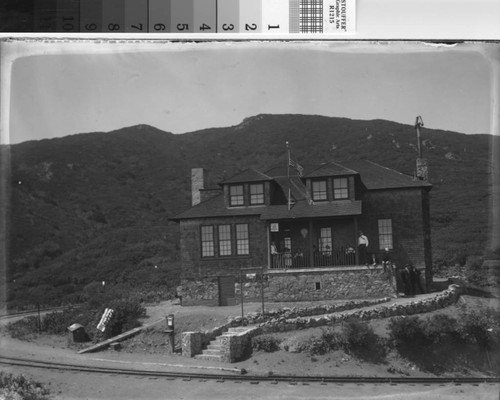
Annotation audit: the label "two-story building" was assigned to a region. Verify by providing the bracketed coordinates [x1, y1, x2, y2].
[171, 160, 432, 306]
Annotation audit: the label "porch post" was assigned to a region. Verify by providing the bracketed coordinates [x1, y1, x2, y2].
[354, 216, 359, 265]
[266, 223, 271, 268]
[308, 219, 314, 267]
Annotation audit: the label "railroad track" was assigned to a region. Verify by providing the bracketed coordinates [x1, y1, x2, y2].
[1, 356, 499, 386]
[0, 305, 82, 321]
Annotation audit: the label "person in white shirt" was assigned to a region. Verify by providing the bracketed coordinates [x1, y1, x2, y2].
[358, 231, 369, 265]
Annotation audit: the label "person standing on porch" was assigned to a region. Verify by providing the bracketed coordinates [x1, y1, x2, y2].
[358, 231, 369, 265]
[271, 242, 279, 268]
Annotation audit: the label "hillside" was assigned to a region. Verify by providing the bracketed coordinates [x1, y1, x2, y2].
[2, 114, 497, 308]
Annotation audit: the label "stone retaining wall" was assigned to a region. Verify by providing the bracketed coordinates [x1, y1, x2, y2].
[258, 284, 464, 334]
[181, 285, 464, 361]
[219, 327, 262, 363]
[180, 266, 397, 306]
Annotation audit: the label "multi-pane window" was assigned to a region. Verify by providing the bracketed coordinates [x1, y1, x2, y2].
[218, 225, 232, 256]
[283, 237, 291, 251]
[333, 177, 349, 199]
[249, 183, 265, 205]
[378, 219, 393, 249]
[229, 185, 244, 206]
[312, 180, 327, 201]
[319, 227, 332, 253]
[201, 226, 215, 257]
[236, 224, 249, 255]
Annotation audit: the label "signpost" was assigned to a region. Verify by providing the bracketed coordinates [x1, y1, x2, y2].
[239, 266, 266, 321]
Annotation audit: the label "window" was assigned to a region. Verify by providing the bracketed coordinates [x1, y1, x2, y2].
[378, 219, 393, 250]
[319, 227, 332, 253]
[229, 185, 244, 206]
[283, 237, 291, 251]
[333, 177, 349, 199]
[201, 226, 215, 257]
[249, 183, 265, 205]
[312, 180, 327, 201]
[236, 224, 249, 255]
[218, 225, 232, 256]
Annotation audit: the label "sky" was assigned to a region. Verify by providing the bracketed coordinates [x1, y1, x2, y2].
[2, 41, 497, 144]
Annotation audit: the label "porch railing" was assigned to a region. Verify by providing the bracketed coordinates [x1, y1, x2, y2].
[270, 247, 357, 269]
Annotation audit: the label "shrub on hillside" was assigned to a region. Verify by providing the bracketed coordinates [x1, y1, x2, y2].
[6, 316, 40, 339]
[389, 312, 500, 373]
[338, 320, 386, 362]
[251, 334, 282, 352]
[0, 372, 51, 400]
[457, 308, 500, 349]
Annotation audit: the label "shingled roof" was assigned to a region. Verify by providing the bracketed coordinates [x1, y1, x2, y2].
[221, 168, 272, 184]
[343, 160, 432, 190]
[171, 159, 430, 222]
[170, 194, 262, 221]
[305, 162, 357, 178]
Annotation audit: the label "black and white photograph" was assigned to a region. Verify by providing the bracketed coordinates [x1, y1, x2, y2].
[0, 40, 499, 399]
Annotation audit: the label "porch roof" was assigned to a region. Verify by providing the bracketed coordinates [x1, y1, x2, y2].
[260, 200, 362, 220]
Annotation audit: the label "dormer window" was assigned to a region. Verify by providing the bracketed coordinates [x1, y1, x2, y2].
[333, 177, 349, 199]
[312, 180, 327, 201]
[229, 185, 244, 206]
[250, 183, 265, 205]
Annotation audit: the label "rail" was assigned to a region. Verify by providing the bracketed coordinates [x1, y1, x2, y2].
[1, 356, 498, 385]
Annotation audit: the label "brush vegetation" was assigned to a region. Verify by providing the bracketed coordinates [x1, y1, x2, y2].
[3, 115, 498, 309]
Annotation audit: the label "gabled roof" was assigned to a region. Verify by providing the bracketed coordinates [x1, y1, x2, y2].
[260, 200, 362, 220]
[170, 194, 262, 221]
[342, 160, 432, 190]
[305, 162, 357, 178]
[264, 164, 318, 178]
[221, 168, 272, 184]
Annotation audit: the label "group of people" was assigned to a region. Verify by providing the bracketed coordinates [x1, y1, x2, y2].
[271, 242, 305, 269]
[359, 231, 425, 296]
[400, 264, 424, 296]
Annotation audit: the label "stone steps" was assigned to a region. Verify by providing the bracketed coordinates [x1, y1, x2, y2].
[194, 335, 225, 361]
[194, 326, 257, 362]
[194, 354, 224, 362]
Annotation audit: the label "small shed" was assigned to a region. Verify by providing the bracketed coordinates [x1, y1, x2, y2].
[67, 323, 89, 343]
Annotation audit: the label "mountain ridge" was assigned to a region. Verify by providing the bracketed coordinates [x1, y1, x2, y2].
[3, 114, 496, 308]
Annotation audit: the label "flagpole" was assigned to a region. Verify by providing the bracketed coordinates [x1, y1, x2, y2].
[286, 141, 291, 211]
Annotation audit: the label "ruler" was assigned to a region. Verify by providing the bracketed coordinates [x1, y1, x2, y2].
[2, 0, 355, 34]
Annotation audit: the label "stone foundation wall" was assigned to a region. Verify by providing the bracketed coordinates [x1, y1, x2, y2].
[179, 279, 219, 306]
[264, 267, 395, 301]
[180, 266, 397, 306]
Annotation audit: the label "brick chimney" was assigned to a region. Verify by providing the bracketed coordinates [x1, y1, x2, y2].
[191, 168, 205, 206]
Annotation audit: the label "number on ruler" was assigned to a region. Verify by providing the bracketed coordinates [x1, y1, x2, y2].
[245, 23, 257, 31]
[63, 17, 74, 31]
[154, 24, 166, 31]
[132, 23, 143, 31]
[108, 23, 120, 31]
[268, 24, 280, 30]
[200, 23, 211, 31]
[177, 23, 189, 31]
[84, 23, 97, 31]
[222, 24, 234, 31]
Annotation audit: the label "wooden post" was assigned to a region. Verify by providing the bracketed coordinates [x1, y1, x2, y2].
[37, 303, 41, 333]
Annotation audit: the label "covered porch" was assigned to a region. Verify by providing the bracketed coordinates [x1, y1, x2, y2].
[265, 215, 361, 270]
